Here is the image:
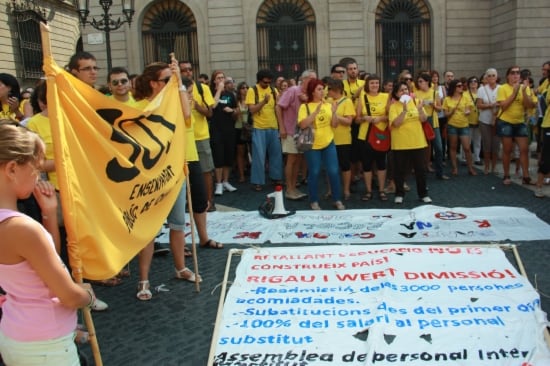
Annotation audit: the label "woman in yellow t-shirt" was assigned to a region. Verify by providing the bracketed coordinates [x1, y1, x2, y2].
[415, 72, 448, 180]
[298, 79, 344, 210]
[0, 73, 23, 121]
[327, 78, 355, 200]
[388, 81, 431, 204]
[496, 66, 537, 185]
[133, 60, 202, 300]
[356, 74, 390, 201]
[443, 79, 476, 176]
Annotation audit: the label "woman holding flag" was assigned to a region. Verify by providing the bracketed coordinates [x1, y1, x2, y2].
[0, 121, 94, 365]
[133, 57, 201, 301]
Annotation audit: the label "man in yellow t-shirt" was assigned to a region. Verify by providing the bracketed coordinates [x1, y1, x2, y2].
[179, 61, 217, 210]
[342, 60, 365, 184]
[107, 67, 138, 106]
[245, 69, 282, 190]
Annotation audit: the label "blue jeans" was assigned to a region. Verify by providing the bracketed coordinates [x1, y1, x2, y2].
[167, 181, 186, 231]
[250, 128, 283, 185]
[305, 141, 342, 203]
[428, 117, 444, 177]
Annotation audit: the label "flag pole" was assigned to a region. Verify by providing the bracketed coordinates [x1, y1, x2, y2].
[40, 22, 103, 366]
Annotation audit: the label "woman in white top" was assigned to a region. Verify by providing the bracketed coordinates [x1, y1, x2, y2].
[476, 68, 500, 174]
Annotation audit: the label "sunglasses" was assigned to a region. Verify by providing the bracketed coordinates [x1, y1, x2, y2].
[404, 77, 413, 81]
[334, 70, 345, 74]
[111, 78, 129, 86]
[510, 70, 520, 75]
[470, 79, 478, 83]
[158, 77, 170, 84]
[180, 67, 192, 72]
[456, 84, 464, 88]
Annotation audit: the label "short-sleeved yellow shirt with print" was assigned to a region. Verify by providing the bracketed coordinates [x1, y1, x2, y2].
[245, 85, 279, 129]
[388, 99, 427, 150]
[332, 97, 356, 145]
[192, 83, 215, 140]
[497, 83, 537, 124]
[443, 96, 474, 128]
[357, 92, 390, 140]
[297, 102, 334, 150]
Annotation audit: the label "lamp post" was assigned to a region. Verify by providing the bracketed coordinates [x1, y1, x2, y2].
[75, 0, 134, 71]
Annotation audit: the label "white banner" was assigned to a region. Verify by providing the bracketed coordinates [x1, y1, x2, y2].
[212, 245, 550, 366]
[158, 206, 550, 245]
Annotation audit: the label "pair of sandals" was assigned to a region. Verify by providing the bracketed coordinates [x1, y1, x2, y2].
[136, 267, 203, 301]
[361, 192, 388, 201]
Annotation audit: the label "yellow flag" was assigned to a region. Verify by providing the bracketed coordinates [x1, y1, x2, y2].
[43, 56, 186, 280]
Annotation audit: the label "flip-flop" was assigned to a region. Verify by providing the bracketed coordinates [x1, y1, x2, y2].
[200, 239, 223, 249]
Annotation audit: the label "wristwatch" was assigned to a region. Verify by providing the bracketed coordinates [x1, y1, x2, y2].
[179, 84, 187, 92]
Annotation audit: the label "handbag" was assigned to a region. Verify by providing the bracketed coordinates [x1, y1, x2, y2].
[294, 104, 315, 152]
[364, 94, 390, 152]
[422, 121, 435, 141]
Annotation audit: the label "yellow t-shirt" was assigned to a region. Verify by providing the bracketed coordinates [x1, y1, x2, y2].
[332, 97, 356, 145]
[357, 92, 389, 140]
[343, 79, 365, 107]
[136, 99, 198, 162]
[0, 103, 16, 121]
[192, 83, 215, 140]
[109, 94, 139, 107]
[443, 96, 474, 128]
[496, 83, 537, 124]
[388, 99, 427, 150]
[297, 102, 334, 150]
[245, 85, 279, 129]
[27, 113, 58, 189]
[542, 91, 550, 128]
[414, 88, 440, 128]
[537, 78, 549, 95]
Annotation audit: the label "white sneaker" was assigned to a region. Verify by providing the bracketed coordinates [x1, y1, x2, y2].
[421, 196, 432, 203]
[222, 181, 237, 192]
[535, 187, 544, 198]
[214, 183, 223, 196]
[394, 196, 403, 204]
[91, 298, 109, 311]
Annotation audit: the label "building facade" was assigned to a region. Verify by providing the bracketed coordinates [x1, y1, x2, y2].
[3, 0, 549, 88]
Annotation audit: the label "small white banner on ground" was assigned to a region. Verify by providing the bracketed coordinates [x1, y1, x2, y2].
[213, 245, 550, 366]
[157, 206, 550, 244]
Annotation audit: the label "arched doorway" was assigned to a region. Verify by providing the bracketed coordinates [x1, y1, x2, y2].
[375, 0, 431, 82]
[142, 0, 198, 71]
[257, 0, 317, 80]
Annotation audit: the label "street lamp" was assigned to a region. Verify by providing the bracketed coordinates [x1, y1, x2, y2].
[75, 0, 135, 71]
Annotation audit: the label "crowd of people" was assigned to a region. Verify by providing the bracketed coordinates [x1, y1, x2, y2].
[0, 54, 549, 364]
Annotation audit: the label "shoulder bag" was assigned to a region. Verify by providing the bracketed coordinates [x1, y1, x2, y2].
[364, 94, 391, 152]
[295, 104, 315, 152]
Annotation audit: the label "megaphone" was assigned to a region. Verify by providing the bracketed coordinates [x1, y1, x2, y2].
[259, 185, 295, 219]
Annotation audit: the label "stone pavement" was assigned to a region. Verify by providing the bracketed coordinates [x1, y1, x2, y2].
[77, 154, 550, 366]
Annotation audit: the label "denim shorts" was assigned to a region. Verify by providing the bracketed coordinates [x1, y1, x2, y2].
[496, 119, 528, 138]
[447, 125, 470, 137]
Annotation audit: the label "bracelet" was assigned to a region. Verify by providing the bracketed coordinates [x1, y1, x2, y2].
[85, 289, 95, 308]
[179, 84, 187, 92]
